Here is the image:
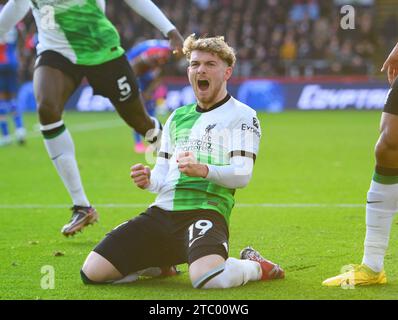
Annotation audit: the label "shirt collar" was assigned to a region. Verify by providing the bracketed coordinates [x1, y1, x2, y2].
[196, 94, 231, 113]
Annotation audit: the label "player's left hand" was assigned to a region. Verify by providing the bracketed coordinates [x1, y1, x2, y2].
[177, 151, 208, 178]
[167, 29, 184, 58]
[381, 42, 398, 85]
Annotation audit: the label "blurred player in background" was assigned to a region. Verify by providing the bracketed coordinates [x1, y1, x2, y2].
[0, 2, 25, 147]
[80, 35, 284, 289]
[0, 0, 183, 236]
[323, 43, 398, 287]
[127, 39, 172, 153]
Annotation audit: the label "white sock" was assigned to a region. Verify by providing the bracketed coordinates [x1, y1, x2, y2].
[362, 180, 397, 272]
[201, 257, 261, 289]
[42, 122, 90, 207]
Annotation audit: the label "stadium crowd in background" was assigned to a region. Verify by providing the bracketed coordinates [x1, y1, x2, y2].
[14, 0, 390, 82]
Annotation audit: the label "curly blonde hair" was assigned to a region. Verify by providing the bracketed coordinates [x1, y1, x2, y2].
[182, 34, 236, 67]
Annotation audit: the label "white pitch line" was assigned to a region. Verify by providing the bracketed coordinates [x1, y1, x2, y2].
[237, 203, 365, 208]
[0, 203, 366, 209]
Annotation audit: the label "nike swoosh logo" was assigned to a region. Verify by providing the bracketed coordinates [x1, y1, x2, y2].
[189, 236, 204, 248]
[119, 93, 132, 102]
[366, 201, 383, 204]
[51, 153, 63, 161]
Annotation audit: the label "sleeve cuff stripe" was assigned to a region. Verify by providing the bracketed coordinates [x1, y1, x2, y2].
[229, 150, 256, 161]
[158, 152, 172, 159]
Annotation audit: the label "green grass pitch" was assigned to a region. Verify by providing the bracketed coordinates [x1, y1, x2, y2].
[0, 110, 397, 300]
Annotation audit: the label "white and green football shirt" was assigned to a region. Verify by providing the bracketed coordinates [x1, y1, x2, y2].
[150, 95, 261, 224]
[31, 0, 124, 65]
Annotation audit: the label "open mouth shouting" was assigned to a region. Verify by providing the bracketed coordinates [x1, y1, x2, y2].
[197, 79, 210, 92]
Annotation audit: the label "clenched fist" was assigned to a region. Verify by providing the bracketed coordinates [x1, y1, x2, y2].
[130, 163, 151, 189]
[177, 151, 208, 178]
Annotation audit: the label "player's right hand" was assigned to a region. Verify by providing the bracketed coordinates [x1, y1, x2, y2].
[381, 42, 398, 85]
[130, 163, 151, 189]
[167, 29, 184, 58]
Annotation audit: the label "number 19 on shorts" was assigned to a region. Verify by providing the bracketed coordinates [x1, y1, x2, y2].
[188, 220, 213, 247]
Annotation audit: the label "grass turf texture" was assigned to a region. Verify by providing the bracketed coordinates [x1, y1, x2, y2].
[0, 110, 397, 300]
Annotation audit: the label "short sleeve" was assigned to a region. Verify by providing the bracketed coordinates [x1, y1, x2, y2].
[228, 111, 261, 162]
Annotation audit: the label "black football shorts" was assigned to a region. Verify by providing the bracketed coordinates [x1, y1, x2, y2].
[93, 206, 229, 276]
[34, 50, 140, 105]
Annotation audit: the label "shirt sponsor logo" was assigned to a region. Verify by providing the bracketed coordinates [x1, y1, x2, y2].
[241, 123, 261, 138]
[176, 125, 219, 153]
[178, 137, 213, 153]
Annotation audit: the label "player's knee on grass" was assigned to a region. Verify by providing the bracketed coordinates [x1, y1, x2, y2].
[80, 269, 100, 285]
[189, 254, 226, 289]
[81, 251, 123, 284]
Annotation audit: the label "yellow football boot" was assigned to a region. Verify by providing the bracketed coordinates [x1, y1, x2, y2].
[322, 264, 387, 287]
